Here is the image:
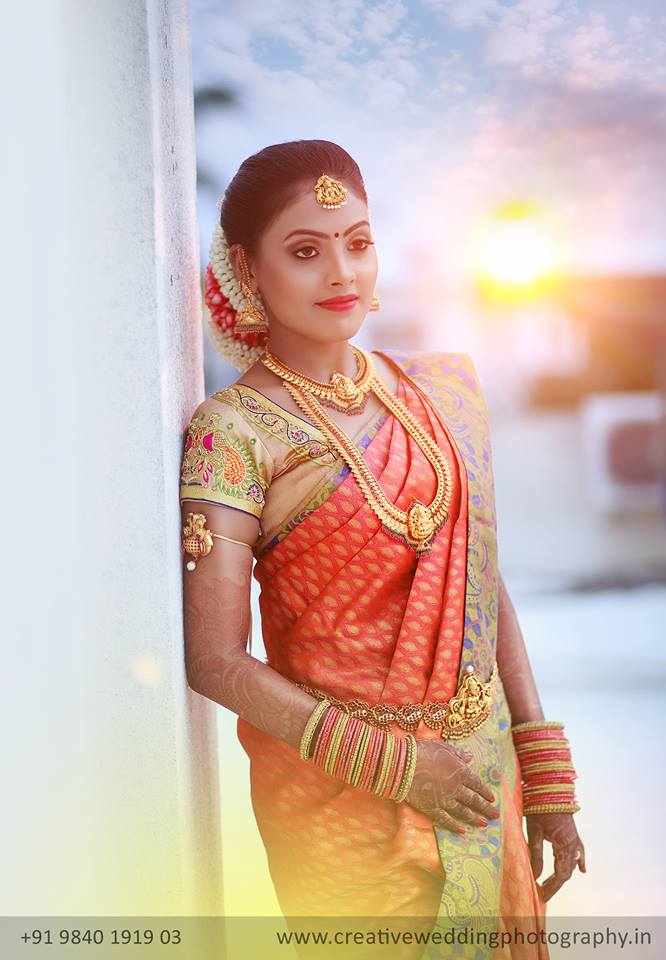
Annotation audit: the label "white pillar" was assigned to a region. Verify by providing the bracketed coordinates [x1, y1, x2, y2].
[0, 1, 221, 915]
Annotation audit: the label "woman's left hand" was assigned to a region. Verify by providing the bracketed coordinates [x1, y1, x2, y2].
[525, 812, 586, 902]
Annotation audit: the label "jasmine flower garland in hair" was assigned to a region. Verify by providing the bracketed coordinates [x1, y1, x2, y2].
[205, 224, 268, 373]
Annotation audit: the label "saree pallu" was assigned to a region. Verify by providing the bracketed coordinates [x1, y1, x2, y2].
[237, 350, 547, 959]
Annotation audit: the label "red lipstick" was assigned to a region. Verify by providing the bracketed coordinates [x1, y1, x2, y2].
[315, 294, 359, 312]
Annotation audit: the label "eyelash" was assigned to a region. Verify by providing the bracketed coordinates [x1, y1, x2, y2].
[293, 238, 374, 259]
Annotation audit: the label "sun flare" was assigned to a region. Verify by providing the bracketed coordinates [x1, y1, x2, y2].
[473, 203, 565, 297]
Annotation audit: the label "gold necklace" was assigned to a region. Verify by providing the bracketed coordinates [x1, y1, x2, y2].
[273, 348, 453, 554]
[261, 344, 373, 414]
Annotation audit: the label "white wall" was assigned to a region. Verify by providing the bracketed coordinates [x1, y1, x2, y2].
[0, 1, 222, 915]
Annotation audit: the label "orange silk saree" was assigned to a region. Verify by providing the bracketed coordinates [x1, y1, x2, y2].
[236, 350, 547, 958]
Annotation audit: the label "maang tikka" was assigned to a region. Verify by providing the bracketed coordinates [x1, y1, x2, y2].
[235, 246, 268, 331]
[314, 174, 348, 209]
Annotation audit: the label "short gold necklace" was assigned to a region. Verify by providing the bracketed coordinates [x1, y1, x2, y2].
[261, 346, 453, 554]
[261, 344, 372, 415]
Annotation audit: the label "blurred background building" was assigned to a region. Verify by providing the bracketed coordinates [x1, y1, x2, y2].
[189, 0, 666, 920]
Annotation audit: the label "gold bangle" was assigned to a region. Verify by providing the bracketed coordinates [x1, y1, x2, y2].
[512, 720, 564, 733]
[394, 735, 418, 803]
[521, 760, 575, 774]
[524, 802, 580, 815]
[299, 700, 331, 761]
[373, 734, 395, 797]
[523, 783, 576, 795]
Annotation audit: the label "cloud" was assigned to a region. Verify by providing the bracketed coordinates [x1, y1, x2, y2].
[362, 0, 409, 40]
[425, 0, 666, 93]
[425, 0, 504, 30]
[191, 0, 666, 271]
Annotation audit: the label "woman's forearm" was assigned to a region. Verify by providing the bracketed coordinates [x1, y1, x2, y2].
[197, 647, 320, 750]
[496, 572, 545, 725]
[183, 565, 318, 750]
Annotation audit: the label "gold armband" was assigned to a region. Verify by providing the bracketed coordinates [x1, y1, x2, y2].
[182, 511, 253, 571]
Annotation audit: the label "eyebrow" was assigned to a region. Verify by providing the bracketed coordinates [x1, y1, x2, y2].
[282, 220, 370, 242]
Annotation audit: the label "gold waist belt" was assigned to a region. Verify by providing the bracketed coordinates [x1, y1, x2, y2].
[296, 662, 498, 741]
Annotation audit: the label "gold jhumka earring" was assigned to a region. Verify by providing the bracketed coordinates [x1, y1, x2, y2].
[235, 246, 268, 331]
[369, 291, 381, 311]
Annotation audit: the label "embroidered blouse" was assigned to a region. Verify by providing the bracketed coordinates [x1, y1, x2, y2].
[179, 382, 389, 555]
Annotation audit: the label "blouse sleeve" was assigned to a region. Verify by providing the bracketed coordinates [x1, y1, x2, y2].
[179, 396, 274, 520]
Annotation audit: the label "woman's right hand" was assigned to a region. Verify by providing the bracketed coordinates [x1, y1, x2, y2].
[405, 740, 500, 834]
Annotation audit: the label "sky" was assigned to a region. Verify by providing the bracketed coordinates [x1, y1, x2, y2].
[191, 0, 666, 283]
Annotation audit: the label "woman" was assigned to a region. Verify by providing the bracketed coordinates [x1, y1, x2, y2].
[179, 140, 586, 958]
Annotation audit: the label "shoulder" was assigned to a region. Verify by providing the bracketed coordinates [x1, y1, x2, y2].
[180, 389, 275, 518]
[377, 348, 482, 391]
[184, 386, 271, 451]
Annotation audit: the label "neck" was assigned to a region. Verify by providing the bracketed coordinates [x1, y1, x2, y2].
[265, 329, 357, 381]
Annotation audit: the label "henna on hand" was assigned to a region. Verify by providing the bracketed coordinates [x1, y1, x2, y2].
[526, 812, 586, 901]
[406, 740, 500, 832]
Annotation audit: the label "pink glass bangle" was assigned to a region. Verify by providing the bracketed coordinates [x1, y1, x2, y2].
[513, 728, 569, 743]
[312, 706, 342, 766]
[524, 792, 578, 804]
[523, 772, 577, 785]
[517, 748, 571, 762]
[358, 727, 385, 792]
[349, 722, 373, 785]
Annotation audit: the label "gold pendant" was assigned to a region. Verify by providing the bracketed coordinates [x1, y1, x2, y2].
[406, 500, 436, 545]
[331, 373, 360, 404]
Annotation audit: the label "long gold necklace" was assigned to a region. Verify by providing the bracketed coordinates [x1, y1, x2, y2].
[262, 346, 453, 554]
[261, 343, 373, 414]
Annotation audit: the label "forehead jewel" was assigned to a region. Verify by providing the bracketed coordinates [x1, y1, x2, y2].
[313, 174, 348, 210]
